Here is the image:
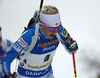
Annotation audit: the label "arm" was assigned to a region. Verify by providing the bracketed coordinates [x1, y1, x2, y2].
[58, 26, 78, 54]
[2, 28, 35, 77]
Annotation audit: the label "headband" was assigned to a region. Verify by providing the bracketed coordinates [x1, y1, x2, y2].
[40, 13, 61, 27]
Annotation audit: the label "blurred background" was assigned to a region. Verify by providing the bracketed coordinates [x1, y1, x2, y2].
[0, 0, 100, 78]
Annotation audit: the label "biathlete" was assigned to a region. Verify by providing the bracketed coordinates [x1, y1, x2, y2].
[2, 5, 78, 78]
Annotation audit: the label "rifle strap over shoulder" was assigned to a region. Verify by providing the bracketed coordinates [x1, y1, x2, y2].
[27, 23, 39, 52]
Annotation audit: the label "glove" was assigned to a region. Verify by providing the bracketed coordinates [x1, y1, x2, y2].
[4, 73, 12, 78]
[12, 72, 18, 78]
[68, 40, 78, 52]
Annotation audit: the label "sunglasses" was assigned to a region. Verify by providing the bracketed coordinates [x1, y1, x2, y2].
[39, 19, 62, 31]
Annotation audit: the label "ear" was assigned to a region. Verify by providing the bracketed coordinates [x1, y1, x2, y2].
[39, 24, 44, 28]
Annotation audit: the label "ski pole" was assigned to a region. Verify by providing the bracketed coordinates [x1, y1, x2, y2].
[72, 51, 77, 78]
[39, 0, 44, 13]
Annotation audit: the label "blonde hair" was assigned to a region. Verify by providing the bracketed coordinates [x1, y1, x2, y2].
[42, 5, 59, 15]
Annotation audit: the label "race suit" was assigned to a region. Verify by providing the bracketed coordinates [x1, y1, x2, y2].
[2, 23, 74, 78]
[0, 39, 13, 78]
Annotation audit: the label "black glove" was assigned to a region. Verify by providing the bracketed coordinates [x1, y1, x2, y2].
[4, 74, 12, 78]
[68, 40, 78, 52]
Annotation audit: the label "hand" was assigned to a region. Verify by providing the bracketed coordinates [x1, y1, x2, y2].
[68, 40, 78, 52]
[4, 74, 12, 78]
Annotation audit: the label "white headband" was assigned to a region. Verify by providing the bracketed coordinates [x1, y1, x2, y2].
[0, 31, 2, 37]
[40, 13, 61, 27]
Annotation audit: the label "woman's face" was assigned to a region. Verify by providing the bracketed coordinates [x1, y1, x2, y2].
[40, 24, 58, 39]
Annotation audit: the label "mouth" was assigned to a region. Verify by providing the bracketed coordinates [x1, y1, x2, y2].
[50, 35, 55, 37]
[47, 34, 55, 39]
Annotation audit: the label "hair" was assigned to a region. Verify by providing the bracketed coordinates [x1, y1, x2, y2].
[42, 5, 59, 15]
[26, 5, 59, 28]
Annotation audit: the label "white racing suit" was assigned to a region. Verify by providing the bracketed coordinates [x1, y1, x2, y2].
[2, 23, 75, 78]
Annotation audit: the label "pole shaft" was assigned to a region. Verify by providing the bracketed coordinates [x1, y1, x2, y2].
[39, 0, 44, 13]
[72, 52, 77, 78]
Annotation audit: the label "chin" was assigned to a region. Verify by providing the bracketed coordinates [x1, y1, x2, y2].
[47, 36, 54, 39]
[48, 37, 53, 39]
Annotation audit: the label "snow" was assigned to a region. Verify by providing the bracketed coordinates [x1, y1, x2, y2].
[0, 0, 100, 78]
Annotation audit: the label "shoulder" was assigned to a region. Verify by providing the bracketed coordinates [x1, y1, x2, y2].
[58, 26, 68, 35]
[16, 26, 36, 46]
[21, 26, 35, 36]
[58, 26, 69, 40]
